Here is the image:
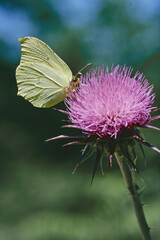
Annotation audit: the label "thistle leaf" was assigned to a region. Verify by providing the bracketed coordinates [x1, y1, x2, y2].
[144, 125, 160, 132]
[133, 135, 160, 154]
[53, 108, 68, 114]
[91, 145, 103, 185]
[119, 143, 141, 177]
[151, 115, 160, 121]
[72, 145, 93, 174]
[46, 133, 85, 141]
[137, 142, 146, 165]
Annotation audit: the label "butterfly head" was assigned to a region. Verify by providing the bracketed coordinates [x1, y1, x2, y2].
[70, 63, 93, 90]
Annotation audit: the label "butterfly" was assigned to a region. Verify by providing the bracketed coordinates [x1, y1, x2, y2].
[16, 36, 92, 108]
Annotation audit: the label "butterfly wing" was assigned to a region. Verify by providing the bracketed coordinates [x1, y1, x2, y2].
[16, 37, 72, 108]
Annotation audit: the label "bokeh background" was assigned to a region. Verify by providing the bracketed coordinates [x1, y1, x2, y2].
[0, 0, 160, 239]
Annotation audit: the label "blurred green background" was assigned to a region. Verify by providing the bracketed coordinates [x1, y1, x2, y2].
[0, 0, 160, 239]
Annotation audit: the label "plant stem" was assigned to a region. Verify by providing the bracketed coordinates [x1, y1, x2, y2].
[115, 152, 152, 240]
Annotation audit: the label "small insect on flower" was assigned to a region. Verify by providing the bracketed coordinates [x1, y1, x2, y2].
[16, 36, 92, 108]
[47, 65, 160, 183]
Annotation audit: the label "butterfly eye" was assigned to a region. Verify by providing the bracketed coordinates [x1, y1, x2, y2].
[74, 72, 82, 82]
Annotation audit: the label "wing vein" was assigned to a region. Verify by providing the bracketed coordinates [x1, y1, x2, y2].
[20, 64, 64, 88]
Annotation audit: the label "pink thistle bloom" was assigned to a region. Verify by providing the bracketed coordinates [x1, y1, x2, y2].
[48, 65, 160, 182]
[65, 65, 155, 138]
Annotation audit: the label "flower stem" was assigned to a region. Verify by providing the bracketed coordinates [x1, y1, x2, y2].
[115, 152, 152, 240]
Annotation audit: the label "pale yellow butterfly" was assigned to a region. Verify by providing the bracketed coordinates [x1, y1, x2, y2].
[16, 36, 92, 108]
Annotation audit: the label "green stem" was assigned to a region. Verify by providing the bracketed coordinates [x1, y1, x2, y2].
[115, 152, 152, 240]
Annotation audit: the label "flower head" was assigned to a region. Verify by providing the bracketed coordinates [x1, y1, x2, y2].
[49, 65, 160, 183]
[66, 65, 154, 138]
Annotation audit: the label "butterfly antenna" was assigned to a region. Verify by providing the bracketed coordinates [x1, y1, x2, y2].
[75, 63, 93, 78]
[79, 63, 93, 73]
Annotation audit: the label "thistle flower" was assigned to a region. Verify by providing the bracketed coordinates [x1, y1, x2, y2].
[66, 65, 154, 138]
[48, 65, 160, 182]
